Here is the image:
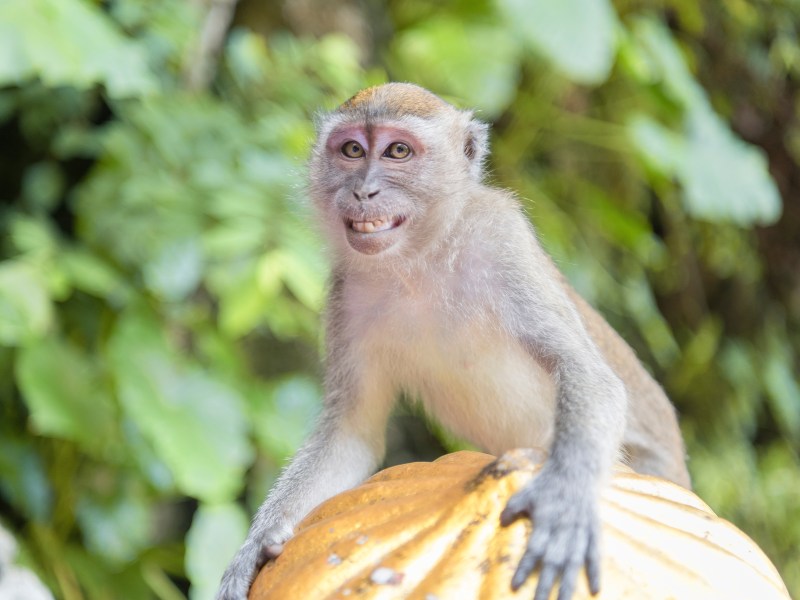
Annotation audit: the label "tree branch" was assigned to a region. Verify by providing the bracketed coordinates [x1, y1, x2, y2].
[184, 0, 241, 91]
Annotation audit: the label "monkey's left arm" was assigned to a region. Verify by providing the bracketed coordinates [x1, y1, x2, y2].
[497, 246, 628, 600]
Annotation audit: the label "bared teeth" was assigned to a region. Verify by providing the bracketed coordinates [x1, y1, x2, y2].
[350, 217, 397, 233]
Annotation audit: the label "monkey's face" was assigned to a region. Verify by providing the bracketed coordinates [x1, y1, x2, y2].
[309, 84, 488, 263]
[327, 123, 422, 256]
[312, 121, 434, 258]
[310, 117, 474, 260]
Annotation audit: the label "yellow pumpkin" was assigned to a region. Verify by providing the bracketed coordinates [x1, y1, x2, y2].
[249, 450, 791, 600]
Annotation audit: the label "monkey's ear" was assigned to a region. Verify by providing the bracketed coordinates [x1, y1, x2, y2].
[463, 116, 489, 181]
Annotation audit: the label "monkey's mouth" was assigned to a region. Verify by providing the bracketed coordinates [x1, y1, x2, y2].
[347, 215, 406, 234]
[344, 215, 407, 255]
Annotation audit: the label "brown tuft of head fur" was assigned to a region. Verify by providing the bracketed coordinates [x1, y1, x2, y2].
[338, 83, 454, 119]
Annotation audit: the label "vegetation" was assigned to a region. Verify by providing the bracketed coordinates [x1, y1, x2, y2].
[1, 0, 798, 598]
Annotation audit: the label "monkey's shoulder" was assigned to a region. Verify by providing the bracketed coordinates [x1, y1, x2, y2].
[458, 189, 546, 275]
[463, 186, 538, 242]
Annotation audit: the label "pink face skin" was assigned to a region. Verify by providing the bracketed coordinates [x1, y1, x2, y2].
[326, 124, 426, 255]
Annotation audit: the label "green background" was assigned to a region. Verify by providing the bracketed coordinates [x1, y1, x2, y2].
[1, 0, 798, 598]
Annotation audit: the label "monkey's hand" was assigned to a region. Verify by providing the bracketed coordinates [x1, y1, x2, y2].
[500, 464, 601, 600]
[216, 520, 293, 600]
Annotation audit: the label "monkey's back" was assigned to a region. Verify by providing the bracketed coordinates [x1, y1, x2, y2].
[565, 286, 691, 488]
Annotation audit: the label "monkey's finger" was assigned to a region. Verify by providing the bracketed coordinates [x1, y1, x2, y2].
[257, 543, 284, 566]
[500, 492, 534, 526]
[511, 529, 550, 590]
[500, 507, 519, 526]
[556, 557, 584, 600]
[533, 562, 559, 600]
[511, 553, 541, 590]
[585, 528, 601, 595]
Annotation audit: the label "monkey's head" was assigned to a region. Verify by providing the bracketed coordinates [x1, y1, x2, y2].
[309, 83, 489, 260]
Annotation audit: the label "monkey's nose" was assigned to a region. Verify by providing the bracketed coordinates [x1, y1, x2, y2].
[353, 189, 380, 202]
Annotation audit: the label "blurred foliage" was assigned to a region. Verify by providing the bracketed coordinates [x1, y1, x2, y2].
[0, 0, 798, 598]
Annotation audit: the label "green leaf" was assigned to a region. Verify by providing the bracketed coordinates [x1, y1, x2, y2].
[718, 342, 761, 435]
[390, 18, 521, 118]
[16, 336, 116, 451]
[577, 181, 666, 262]
[108, 308, 253, 501]
[203, 222, 267, 259]
[8, 214, 58, 257]
[0, 436, 52, 520]
[121, 420, 174, 492]
[0, 261, 53, 345]
[630, 17, 703, 107]
[497, 0, 619, 84]
[22, 161, 64, 211]
[629, 111, 782, 226]
[630, 19, 782, 226]
[76, 490, 151, 564]
[210, 260, 268, 338]
[763, 338, 800, 441]
[58, 249, 133, 303]
[225, 29, 271, 87]
[669, 317, 723, 395]
[0, 0, 157, 97]
[63, 545, 154, 600]
[271, 249, 325, 312]
[253, 376, 320, 458]
[185, 503, 249, 600]
[681, 108, 782, 225]
[621, 276, 680, 368]
[143, 237, 204, 302]
[312, 34, 366, 94]
[627, 114, 685, 175]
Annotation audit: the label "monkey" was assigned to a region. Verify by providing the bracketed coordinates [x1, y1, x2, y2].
[217, 83, 691, 600]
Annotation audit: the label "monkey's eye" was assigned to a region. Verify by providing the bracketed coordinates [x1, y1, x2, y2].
[384, 142, 412, 160]
[341, 141, 365, 158]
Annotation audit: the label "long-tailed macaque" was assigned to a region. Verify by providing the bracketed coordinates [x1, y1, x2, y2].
[217, 83, 690, 600]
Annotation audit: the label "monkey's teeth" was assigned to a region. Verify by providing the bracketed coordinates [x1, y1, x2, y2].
[351, 218, 396, 234]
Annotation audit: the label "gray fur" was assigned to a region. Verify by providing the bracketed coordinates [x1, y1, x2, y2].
[217, 83, 690, 600]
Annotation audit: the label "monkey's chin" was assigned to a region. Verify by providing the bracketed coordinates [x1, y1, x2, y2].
[344, 218, 406, 255]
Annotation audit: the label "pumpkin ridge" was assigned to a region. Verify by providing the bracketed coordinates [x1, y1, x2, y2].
[299, 479, 465, 529]
[325, 461, 519, 598]
[431, 450, 496, 467]
[602, 513, 789, 598]
[602, 492, 786, 587]
[254, 500, 451, 599]
[325, 501, 477, 597]
[607, 472, 712, 512]
[366, 460, 485, 484]
[407, 469, 525, 599]
[602, 521, 755, 598]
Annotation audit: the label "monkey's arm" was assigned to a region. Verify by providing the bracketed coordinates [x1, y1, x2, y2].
[217, 313, 393, 600]
[496, 235, 627, 600]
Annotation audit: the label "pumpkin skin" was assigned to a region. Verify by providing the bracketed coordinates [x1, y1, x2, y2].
[248, 450, 791, 600]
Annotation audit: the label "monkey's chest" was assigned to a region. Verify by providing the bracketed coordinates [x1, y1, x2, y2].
[360, 294, 557, 454]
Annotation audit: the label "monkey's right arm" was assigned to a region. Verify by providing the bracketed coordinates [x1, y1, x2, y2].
[216, 310, 393, 600]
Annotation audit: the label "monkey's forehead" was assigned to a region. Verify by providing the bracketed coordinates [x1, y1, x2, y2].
[337, 83, 455, 119]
